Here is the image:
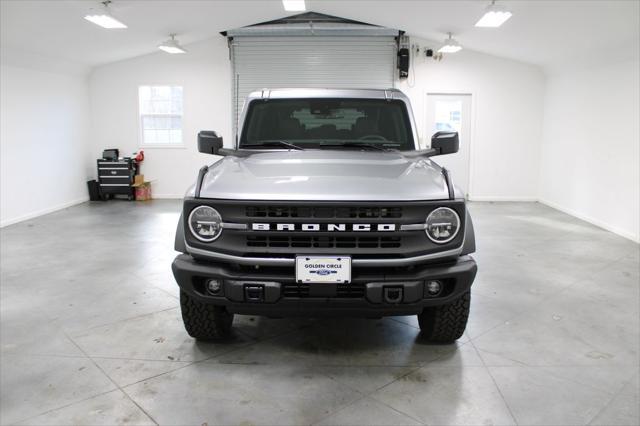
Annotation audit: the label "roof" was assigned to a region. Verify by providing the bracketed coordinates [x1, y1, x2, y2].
[222, 12, 400, 37]
[245, 88, 408, 101]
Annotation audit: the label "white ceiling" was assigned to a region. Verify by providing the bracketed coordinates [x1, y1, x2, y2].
[1, 0, 639, 72]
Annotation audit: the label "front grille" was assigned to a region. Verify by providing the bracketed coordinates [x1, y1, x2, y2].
[282, 282, 366, 298]
[184, 200, 466, 261]
[245, 206, 402, 219]
[246, 235, 402, 249]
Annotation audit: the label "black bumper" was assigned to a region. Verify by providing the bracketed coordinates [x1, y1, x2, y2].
[172, 254, 477, 317]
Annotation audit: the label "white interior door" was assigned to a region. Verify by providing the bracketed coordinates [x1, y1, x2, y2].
[425, 94, 472, 198]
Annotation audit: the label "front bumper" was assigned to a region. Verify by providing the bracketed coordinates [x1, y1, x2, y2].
[172, 254, 477, 317]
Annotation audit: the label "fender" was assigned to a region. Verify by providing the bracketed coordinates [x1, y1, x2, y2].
[461, 209, 476, 255]
[174, 213, 187, 253]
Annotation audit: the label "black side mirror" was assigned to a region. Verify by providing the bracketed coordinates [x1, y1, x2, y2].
[431, 131, 459, 156]
[198, 131, 223, 155]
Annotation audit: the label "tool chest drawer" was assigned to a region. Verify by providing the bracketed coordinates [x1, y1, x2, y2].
[98, 177, 131, 185]
[98, 161, 130, 169]
[99, 168, 131, 177]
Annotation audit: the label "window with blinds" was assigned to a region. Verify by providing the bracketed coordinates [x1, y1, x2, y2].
[138, 85, 184, 147]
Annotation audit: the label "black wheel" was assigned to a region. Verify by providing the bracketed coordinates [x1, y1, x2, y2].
[418, 291, 470, 343]
[180, 291, 234, 340]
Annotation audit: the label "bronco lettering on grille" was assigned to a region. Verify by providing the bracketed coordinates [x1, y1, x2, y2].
[251, 223, 396, 232]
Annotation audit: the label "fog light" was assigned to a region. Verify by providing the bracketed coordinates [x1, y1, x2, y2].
[207, 279, 222, 294]
[426, 280, 442, 296]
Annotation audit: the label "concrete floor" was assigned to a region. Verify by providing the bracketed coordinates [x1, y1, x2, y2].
[1, 200, 638, 426]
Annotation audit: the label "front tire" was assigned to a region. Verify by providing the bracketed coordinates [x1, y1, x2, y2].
[180, 291, 234, 340]
[418, 291, 470, 343]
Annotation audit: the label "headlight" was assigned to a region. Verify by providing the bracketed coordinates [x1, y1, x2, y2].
[425, 207, 460, 244]
[188, 206, 222, 242]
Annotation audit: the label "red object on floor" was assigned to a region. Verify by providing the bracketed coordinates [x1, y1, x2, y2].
[134, 182, 152, 201]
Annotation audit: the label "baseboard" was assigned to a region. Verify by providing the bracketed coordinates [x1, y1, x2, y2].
[152, 194, 184, 199]
[539, 198, 639, 243]
[1, 197, 89, 228]
[468, 195, 538, 202]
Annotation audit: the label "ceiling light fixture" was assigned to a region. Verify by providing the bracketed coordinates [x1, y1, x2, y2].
[475, 1, 513, 28]
[158, 34, 187, 54]
[282, 0, 306, 12]
[84, 0, 127, 29]
[438, 33, 462, 53]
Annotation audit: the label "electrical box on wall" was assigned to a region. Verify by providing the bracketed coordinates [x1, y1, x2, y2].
[397, 35, 410, 79]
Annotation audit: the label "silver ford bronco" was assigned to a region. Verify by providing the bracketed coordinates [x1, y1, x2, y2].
[173, 88, 477, 342]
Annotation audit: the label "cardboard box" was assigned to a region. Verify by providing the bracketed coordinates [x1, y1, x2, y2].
[133, 181, 152, 201]
[133, 174, 144, 186]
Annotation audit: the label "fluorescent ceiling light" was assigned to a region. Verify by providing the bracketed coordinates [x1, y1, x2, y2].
[438, 33, 462, 53]
[84, 1, 127, 29]
[282, 0, 306, 12]
[158, 34, 187, 54]
[475, 1, 513, 27]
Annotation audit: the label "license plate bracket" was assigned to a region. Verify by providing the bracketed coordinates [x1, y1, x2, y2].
[295, 256, 351, 284]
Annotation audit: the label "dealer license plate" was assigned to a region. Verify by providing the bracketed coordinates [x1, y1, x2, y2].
[295, 256, 351, 284]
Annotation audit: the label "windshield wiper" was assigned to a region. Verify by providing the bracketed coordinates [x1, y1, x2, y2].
[319, 142, 395, 151]
[243, 140, 305, 150]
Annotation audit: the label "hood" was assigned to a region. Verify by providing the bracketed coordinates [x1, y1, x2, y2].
[195, 150, 450, 201]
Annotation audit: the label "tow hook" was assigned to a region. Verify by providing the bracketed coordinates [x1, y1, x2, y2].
[383, 286, 403, 304]
[244, 285, 264, 302]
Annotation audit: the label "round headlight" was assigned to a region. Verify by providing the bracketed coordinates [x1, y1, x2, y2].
[425, 207, 460, 244]
[188, 206, 222, 242]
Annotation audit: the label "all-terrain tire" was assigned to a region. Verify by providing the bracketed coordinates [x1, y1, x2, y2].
[180, 291, 234, 340]
[418, 291, 470, 343]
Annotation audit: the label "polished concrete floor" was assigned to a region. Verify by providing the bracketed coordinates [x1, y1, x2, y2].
[1, 200, 638, 426]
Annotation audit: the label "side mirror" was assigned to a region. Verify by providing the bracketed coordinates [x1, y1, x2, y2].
[198, 131, 223, 155]
[431, 131, 459, 156]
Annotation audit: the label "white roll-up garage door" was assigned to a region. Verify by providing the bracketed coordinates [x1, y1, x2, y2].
[229, 36, 398, 136]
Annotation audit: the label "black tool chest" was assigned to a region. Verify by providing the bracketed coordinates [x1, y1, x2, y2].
[96, 158, 138, 200]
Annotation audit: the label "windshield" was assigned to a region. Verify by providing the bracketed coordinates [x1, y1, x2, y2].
[239, 98, 415, 150]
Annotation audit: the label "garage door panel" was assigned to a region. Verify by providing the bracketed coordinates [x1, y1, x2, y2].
[230, 36, 397, 136]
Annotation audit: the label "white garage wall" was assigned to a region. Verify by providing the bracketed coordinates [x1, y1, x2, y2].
[89, 37, 231, 198]
[0, 63, 90, 227]
[539, 60, 640, 242]
[397, 39, 545, 201]
[89, 35, 545, 202]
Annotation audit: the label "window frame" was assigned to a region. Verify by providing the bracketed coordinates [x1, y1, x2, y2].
[137, 85, 186, 149]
